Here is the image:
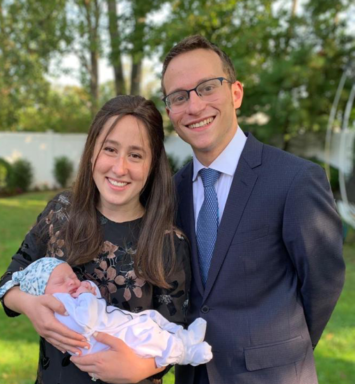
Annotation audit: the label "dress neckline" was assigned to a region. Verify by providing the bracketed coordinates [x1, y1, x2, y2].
[98, 211, 143, 225]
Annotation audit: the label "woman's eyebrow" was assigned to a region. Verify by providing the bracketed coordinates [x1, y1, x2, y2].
[102, 140, 145, 152]
[103, 139, 119, 145]
[129, 145, 146, 153]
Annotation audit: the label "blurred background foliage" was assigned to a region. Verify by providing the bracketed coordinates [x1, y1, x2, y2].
[0, 0, 354, 150]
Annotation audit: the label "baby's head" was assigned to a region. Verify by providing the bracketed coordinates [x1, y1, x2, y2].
[45, 261, 81, 296]
[0, 258, 80, 298]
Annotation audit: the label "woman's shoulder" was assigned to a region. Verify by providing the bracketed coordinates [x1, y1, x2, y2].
[45, 190, 72, 212]
[51, 190, 72, 209]
[40, 190, 72, 225]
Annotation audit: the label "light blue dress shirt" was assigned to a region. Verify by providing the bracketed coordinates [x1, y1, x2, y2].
[192, 127, 247, 230]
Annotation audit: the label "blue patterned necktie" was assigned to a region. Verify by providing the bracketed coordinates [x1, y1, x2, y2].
[197, 168, 221, 286]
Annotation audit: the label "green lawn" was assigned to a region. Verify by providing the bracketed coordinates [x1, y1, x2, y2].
[0, 191, 354, 384]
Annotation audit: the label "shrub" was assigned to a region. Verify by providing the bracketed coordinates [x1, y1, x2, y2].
[53, 156, 74, 188]
[7, 159, 33, 192]
[0, 158, 12, 190]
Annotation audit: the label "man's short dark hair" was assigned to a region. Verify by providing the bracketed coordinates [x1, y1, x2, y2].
[161, 35, 236, 95]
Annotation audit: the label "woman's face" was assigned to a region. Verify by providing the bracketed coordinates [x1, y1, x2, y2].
[92, 115, 152, 221]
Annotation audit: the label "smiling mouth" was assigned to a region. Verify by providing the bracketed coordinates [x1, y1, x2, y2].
[187, 117, 214, 129]
[107, 178, 129, 187]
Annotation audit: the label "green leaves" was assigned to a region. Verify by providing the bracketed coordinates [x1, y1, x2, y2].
[0, 0, 353, 140]
[0, 0, 70, 131]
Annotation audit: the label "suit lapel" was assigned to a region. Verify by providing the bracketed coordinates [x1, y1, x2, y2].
[176, 163, 205, 296]
[203, 134, 263, 301]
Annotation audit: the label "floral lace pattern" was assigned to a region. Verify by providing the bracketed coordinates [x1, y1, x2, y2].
[115, 269, 146, 301]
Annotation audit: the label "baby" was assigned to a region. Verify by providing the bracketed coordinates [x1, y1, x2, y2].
[0, 258, 212, 368]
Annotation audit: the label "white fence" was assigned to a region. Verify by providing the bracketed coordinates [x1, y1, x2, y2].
[2, 130, 349, 189]
[0, 131, 193, 188]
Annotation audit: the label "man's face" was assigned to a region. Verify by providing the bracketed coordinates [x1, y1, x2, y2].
[163, 48, 243, 165]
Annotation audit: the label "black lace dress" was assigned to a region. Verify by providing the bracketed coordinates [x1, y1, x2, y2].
[0, 193, 191, 384]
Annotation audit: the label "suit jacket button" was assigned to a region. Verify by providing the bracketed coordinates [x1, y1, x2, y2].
[201, 305, 209, 314]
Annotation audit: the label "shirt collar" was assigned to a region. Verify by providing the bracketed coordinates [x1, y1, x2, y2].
[192, 127, 247, 181]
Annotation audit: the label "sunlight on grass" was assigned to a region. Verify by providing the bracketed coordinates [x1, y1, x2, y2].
[317, 328, 355, 360]
[0, 198, 48, 208]
[0, 339, 38, 384]
[314, 244, 355, 384]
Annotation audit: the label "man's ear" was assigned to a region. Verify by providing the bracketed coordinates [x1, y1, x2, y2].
[166, 107, 170, 118]
[232, 81, 243, 109]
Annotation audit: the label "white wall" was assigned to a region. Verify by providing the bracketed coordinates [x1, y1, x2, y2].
[0, 131, 86, 188]
[0, 131, 193, 188]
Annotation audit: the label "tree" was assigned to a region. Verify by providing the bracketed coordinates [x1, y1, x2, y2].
[1, 0, 353, 140]
[16, 86, 92, 132]
[71, 0, 103, 117]
[107, 0, 126, 95]
[152, 0, 354, 149]
[0, 0, 71, 131]
[241, 0, 355, 149]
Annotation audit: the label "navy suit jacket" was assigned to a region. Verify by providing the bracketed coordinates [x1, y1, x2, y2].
[174, 133, 345, 384]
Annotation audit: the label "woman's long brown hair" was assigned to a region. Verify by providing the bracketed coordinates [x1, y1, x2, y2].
[64, 95, 176, 288]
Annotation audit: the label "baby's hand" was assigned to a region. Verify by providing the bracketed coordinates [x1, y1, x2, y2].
[71, 282, 97, 298]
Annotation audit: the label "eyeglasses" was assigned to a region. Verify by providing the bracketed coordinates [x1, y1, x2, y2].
[163, 77, 232, 113]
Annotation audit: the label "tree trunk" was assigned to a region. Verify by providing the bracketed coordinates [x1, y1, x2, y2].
[81, 0, 100, 116]
[130, 57, 142, 95]
[107, 0, 126, 95]
[90, 49, 99, 113]
[129, 3, 146, 95]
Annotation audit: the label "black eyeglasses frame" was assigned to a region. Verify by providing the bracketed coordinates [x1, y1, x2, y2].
[162, 77, 232, 110]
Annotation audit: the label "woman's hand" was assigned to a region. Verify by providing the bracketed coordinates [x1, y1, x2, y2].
[4, 287, 89, 354]
[71, 332, 165, 383]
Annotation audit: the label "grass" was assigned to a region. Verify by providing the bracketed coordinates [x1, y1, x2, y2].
[0, 191, 354, 384]
[314, 243, 355, 383]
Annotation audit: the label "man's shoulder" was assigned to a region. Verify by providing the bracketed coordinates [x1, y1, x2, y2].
[245, 134, 325, 181]
[264, 144, 322, 174]
[264, 143, 308, 163]
[250, 135, 318, 170]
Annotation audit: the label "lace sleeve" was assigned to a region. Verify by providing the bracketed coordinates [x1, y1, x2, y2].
[0, 192, 70, 316]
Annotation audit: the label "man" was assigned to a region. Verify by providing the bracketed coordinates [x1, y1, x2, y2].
[161, 35, 345, 384]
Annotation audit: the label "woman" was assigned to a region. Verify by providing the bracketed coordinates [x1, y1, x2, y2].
[0, 95, 191, 384]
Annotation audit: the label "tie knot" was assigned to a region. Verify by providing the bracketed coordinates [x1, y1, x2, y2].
[199, 168, 220, 187]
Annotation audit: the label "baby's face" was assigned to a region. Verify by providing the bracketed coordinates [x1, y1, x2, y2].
[45, 263, 81, 296]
